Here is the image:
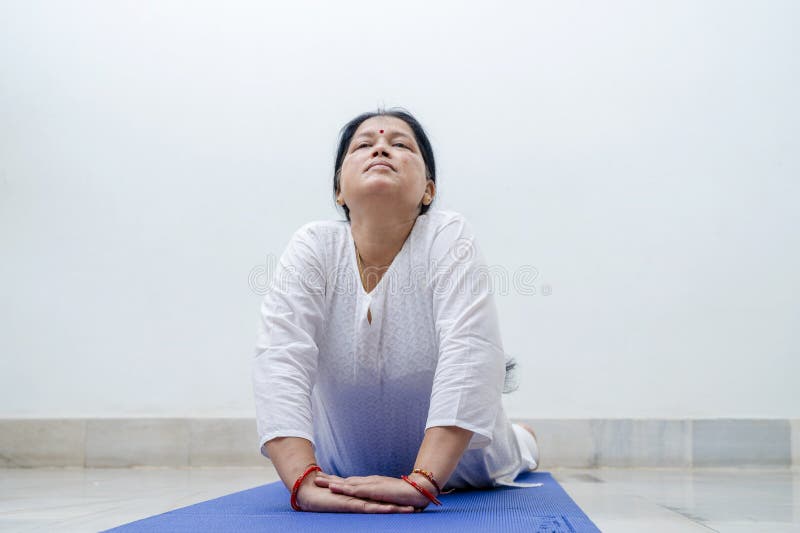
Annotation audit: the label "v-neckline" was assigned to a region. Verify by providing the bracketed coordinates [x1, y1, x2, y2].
[348, 217, 420, 298]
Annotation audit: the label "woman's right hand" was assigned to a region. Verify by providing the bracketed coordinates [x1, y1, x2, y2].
[295, 471, 418, 513]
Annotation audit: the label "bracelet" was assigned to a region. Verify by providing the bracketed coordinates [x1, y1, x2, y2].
[290, 464, 322, 511]
[401, 474, 442, 506]
[411, 468, 456, 495]
[411, 469, 441, 493]
[411, 468, 454, 495]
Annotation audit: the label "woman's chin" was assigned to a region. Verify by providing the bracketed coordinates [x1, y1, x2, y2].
[358, 178, 401, 194]
[362, 172, 398, 183]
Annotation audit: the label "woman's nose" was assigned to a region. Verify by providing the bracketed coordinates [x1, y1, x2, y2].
[371, 139, 390, 156]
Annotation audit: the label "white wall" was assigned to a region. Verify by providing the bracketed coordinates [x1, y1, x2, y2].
[1, 1, 797, 420]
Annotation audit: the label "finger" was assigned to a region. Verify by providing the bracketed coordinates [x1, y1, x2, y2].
[321, 474, 376, 487]
[331, 481, 387, 503]
[328, 482, 348, 494]
[317, 473, 347, 483]
[345, 497, 415, 514]
[326, 489, 416, 514]
[317, 474, 352, 489]
[338, 477, 373, 489]
[341, 475, 370, 483]
[329, 482, 371, 496]
[368, 502, 416, 514]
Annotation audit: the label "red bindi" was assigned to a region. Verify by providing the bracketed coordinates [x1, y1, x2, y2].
[379, 129, 384, 134]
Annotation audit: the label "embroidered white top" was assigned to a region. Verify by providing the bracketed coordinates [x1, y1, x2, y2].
[251, 208, 537, 489]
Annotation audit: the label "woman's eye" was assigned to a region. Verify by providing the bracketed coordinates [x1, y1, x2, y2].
[354, 142, 408, 150]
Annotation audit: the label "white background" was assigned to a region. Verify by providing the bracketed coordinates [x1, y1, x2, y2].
[1, 1, 797, 419]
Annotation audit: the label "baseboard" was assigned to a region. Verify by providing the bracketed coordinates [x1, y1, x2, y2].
[1, 418, 797, 468]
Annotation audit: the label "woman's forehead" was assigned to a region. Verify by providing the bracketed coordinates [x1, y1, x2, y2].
[353, 117, 414, 139]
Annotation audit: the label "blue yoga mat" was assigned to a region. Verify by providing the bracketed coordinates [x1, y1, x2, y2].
[101, 471, 600, 532]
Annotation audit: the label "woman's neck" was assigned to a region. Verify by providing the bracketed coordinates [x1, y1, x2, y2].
[350, 213, 417, 268]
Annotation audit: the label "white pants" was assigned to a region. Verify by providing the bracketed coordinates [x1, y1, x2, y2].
[511, 423, 540, 471]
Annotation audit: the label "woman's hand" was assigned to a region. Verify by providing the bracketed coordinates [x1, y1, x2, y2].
[314, 472, 433, 510]
[296, 471, 417, 513]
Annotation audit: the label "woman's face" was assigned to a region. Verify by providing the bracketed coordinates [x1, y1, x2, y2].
[337, 116, 434, 220]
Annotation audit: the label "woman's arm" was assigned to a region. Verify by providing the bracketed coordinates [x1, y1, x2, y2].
[423, 213, 506, 468]
[409, 425, 473, 490]
[266, 436, 317, 493]
[253, 224, 326, 459]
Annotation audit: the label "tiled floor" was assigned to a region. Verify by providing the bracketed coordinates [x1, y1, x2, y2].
[1, 466, 799, 532]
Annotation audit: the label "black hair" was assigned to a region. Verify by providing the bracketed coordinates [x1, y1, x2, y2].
[503, 356, 519, 394]
[333, 106, 436, 222]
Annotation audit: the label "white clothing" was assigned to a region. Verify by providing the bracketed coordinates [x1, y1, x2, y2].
[251, 209, 538, 489]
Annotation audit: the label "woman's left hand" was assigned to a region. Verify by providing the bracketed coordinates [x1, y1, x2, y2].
[314, 473, 433, 510]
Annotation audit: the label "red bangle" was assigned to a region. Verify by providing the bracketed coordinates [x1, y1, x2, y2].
[291, 464, 322, 511]
[401, 474, 442, 506]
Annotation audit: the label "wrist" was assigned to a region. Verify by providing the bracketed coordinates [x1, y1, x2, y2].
[408, 472, 439, 496]
[291, 464, 321, 511]
[295, 471, 317, 505]
[401, 473, 442, 507]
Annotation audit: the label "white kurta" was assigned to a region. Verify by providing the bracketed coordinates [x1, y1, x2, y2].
[251, 209, 538, 489]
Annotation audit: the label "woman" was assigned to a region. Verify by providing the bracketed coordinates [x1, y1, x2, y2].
[251, 108, 540, 514]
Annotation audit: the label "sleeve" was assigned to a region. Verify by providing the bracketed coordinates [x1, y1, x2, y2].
[424, 214, 506, 450]
[251, 223, 327, 459]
